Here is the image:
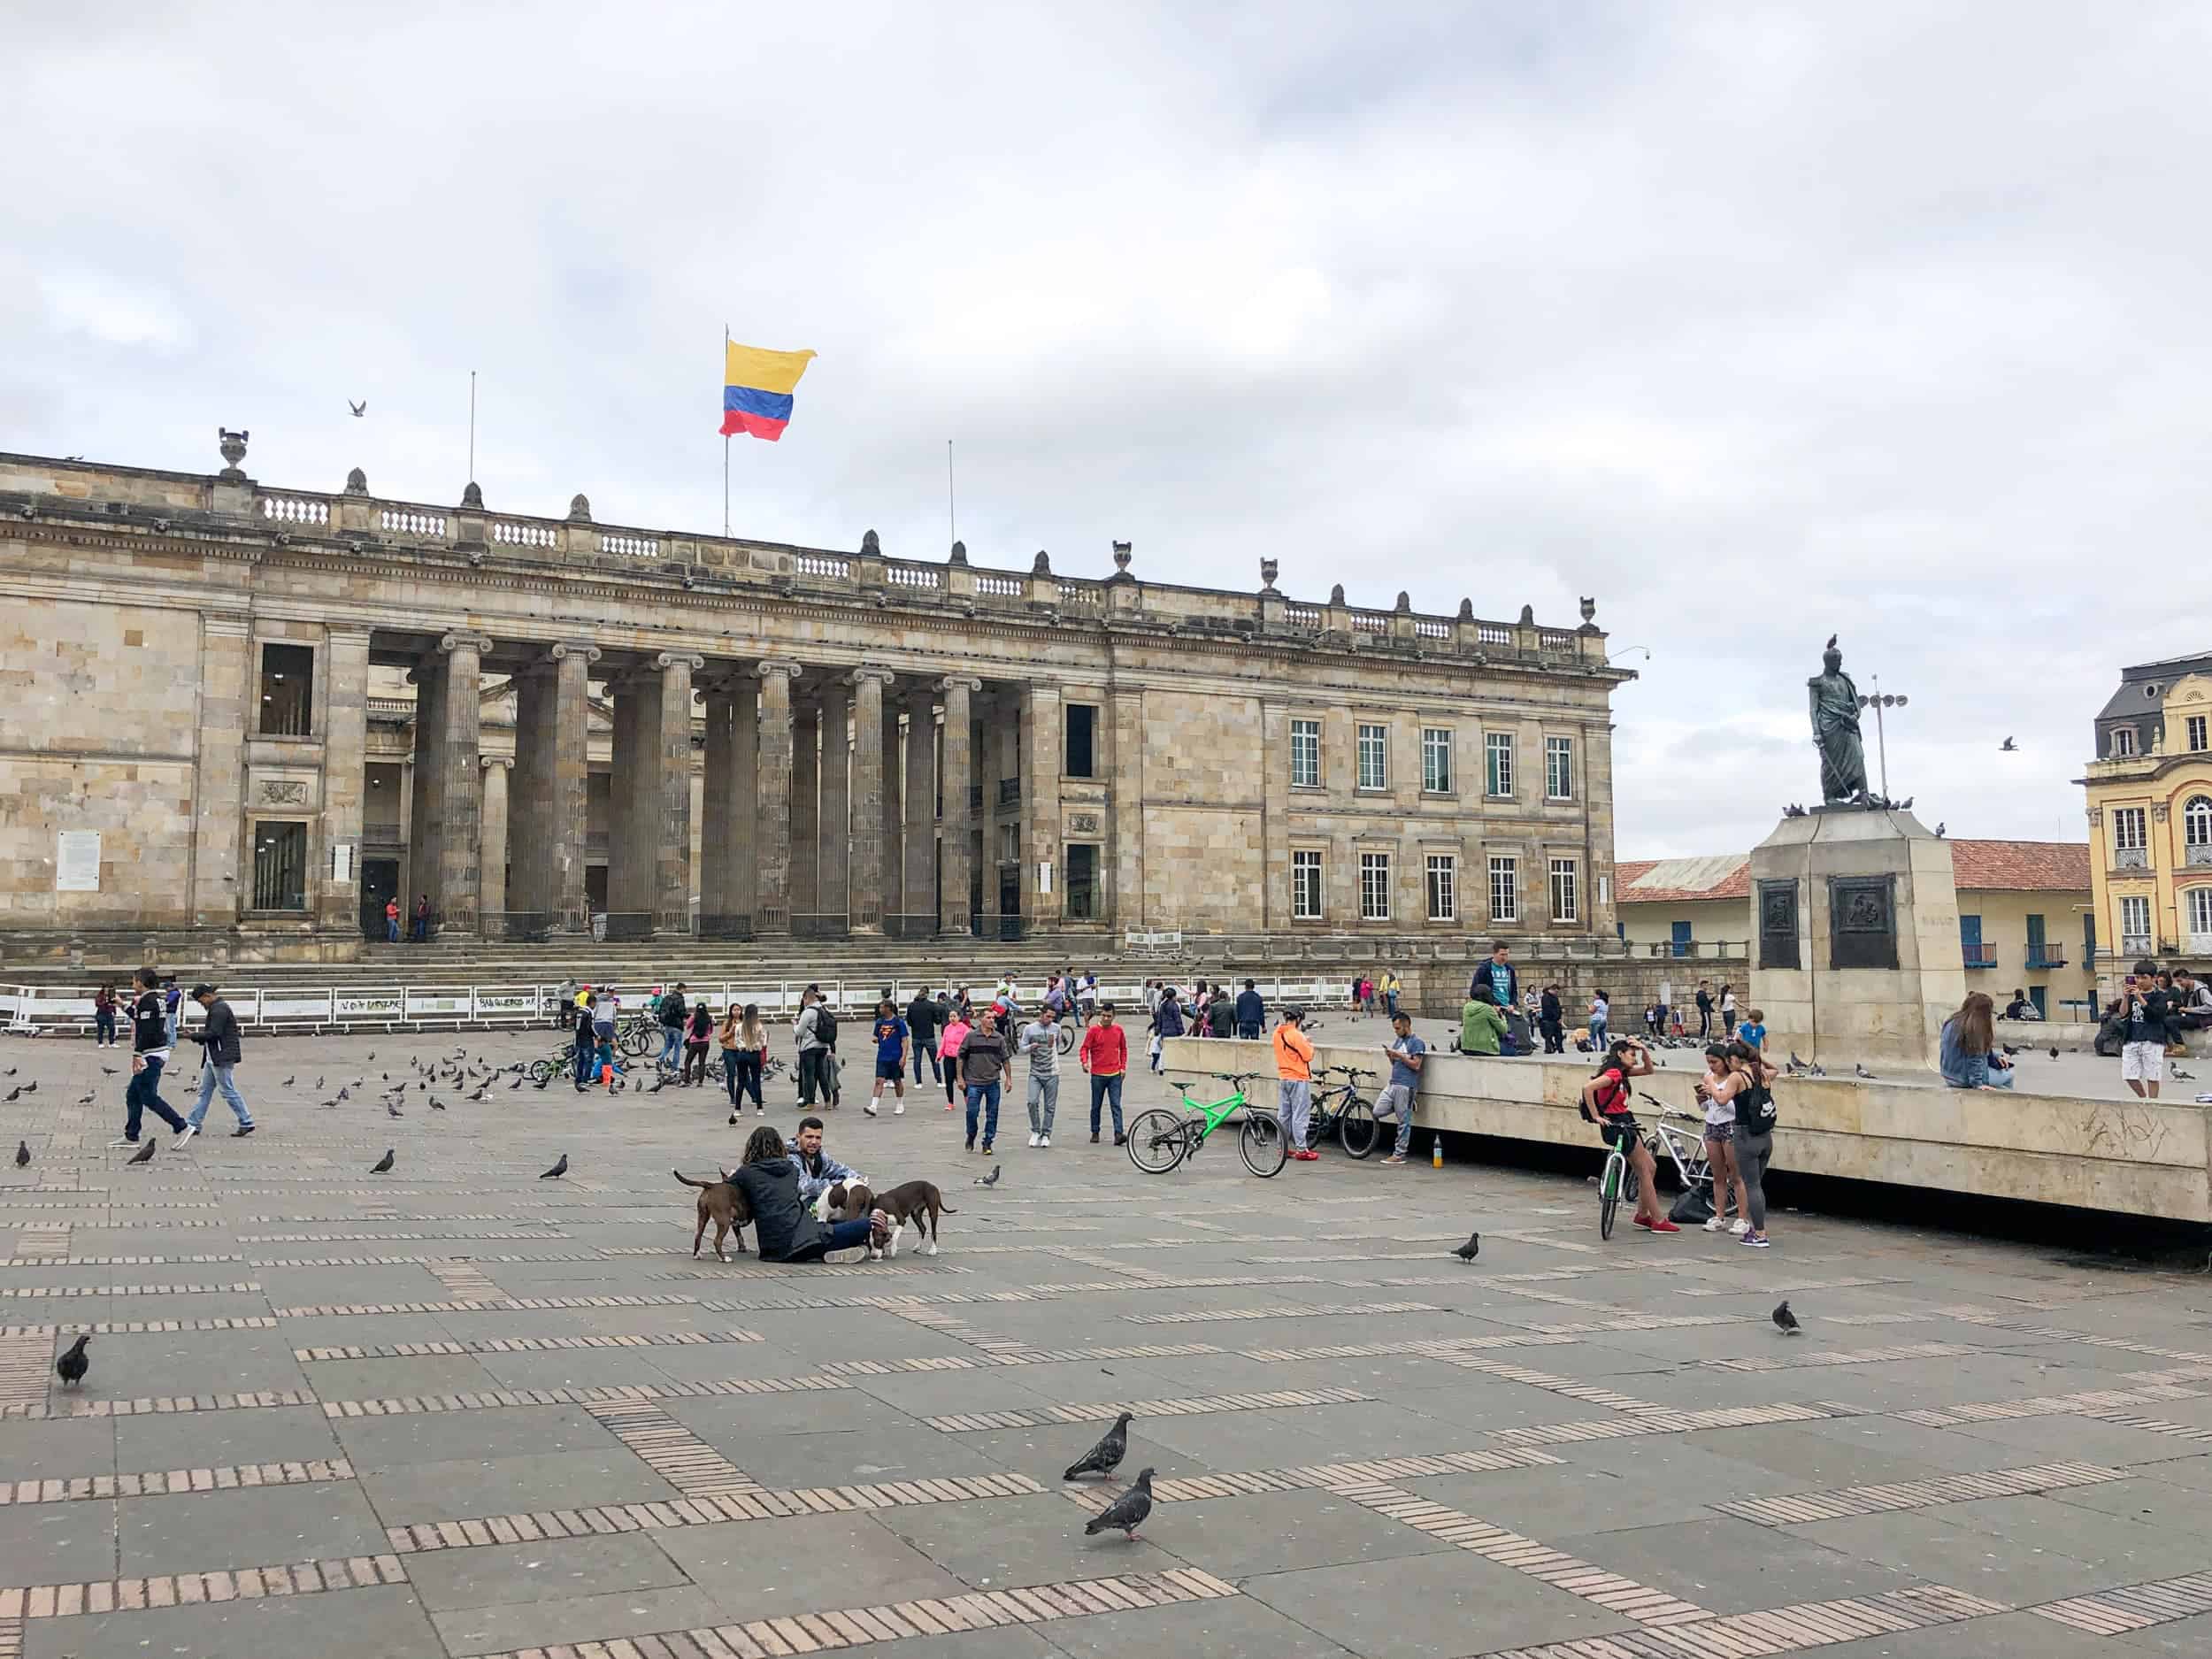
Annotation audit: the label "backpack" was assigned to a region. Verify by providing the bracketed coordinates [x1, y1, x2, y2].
[1578, 1067, 1628, 1125]
[817, 1006, 838, 1049]
[1735, 1075, 1778, 1135]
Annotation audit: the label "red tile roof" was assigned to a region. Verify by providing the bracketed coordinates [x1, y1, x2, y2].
[1618, 839, 2090, 902]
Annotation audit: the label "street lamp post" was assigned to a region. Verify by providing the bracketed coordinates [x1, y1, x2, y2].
[1856, 676, 1909, 802]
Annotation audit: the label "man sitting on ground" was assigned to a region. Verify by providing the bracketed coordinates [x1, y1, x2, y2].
[729, 1125, 888, 1263]
[787, 1116, 864, 1205]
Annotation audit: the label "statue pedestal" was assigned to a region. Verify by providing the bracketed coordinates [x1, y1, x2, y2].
[1747, 808, 1965, 1071]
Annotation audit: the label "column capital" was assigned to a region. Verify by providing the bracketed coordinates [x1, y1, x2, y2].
[849, 665, 898, 687]
[755, 659, 803, 681]
[439, 630, 495, 655]
[651, 651, 707, 673]
[548, 640, 603, 665]
[938, 674, 983, 695]
[480, 754, 514, 771]
[324, 622, 374, 647]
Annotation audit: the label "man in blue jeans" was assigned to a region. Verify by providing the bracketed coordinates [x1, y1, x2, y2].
[111, 966, 188, 1148]
[957, 1010, 1009, 1155]
[1234, 979, 1265, 1041]
[176, 983, 255, 1145]
[657, 984, 688, 1071]
[1377, 1012, 1428, 1166]
[573, 996, 600, 1090]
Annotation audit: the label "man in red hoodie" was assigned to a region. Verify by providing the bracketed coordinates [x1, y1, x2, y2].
[1079, 1003, 1129, 1147]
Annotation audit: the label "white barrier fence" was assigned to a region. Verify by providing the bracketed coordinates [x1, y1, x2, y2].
[1, 977, 1356, 1036]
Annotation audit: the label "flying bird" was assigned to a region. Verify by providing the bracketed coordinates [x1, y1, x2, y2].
[125, 1141, 156, 1165]
[1064, 1412, 1133, 1482]
[349, 399, 366, 417]
[101, 1065, 118, 1077]
[976, 1164, 1002, 1187]
[1082, 1468, 1155, 1540]
[55, 1334, 91, 1387]
[540, 1154, 568, 1179]
[1452, 1231, 1481, 1262]
[13, 1141, 28, 1167]
[370, 1149, 395, 1173]
[1773, 1301, 1801, 1334]
[2000, 736, 2016, 751]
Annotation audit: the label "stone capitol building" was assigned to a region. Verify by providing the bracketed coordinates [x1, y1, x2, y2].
[0, 436, 1631, 961]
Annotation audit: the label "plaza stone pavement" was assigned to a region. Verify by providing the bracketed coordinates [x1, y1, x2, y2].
[5, 1033, 2212, 1659]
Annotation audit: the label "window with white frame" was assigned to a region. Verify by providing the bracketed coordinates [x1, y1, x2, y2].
[1359, 851, 1392, 920]
[2120, 893, 2152, 949]
[2113, 726, 2137, 757]
[2112, 807, 2147, 868]
[1421, 727, 1453, 793]
[1290, 718, 1322, 788]
[1545, 735, 1573, 801]
[2191, 715, 2208, 753]
[1488, 855, 1517, 923]
[1485, 732, 1514, 796]
[1291, 849, 1324, 920]
[1356, 724, 1388, 791]
[1425, 853, 1456, 921]
[2187, 795, 2212, 850]
[2188, 887, 2212, 941]
[1549, 857, 1579, 924]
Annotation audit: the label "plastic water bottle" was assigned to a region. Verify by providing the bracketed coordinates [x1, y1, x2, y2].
[1431, 1133, 1444, 1169]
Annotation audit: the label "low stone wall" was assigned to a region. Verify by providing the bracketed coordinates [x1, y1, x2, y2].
[1162, 1036, 2212, 1223]
[1998, 1018, 2212, 1056]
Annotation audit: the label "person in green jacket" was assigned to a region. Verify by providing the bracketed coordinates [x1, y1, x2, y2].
[1460, 983, 1508, 1056]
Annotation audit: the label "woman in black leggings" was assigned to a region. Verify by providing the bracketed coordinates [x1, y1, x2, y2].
[1708, 1041, 1781, 1248]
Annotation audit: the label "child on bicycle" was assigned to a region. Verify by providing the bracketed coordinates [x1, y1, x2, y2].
[1582, 1038, 1675, 1233]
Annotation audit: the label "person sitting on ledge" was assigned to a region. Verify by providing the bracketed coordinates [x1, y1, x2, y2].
[728, 1125, 887, 1263]
[2001, 988, 2042, 1022]
[1939, 991, 2016, 1090]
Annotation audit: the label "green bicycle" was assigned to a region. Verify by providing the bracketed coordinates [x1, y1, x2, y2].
[1125, 1071, 1287, 1178]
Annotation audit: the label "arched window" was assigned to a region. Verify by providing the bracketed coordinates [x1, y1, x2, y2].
[2186, 795, 2212, 850]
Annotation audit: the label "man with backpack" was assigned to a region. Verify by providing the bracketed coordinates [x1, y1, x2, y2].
[657, 984, 689, 1071]
[794, 990, 831, 1107]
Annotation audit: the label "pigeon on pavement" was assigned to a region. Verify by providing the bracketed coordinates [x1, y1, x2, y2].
[1773, 1301, 1801, 1334]
[431, 1098, 447, 1110]
[55, 1334, 90, 1387]
[14, 1141, 28, 1167]
[2048, 1046, 2059, 1060]
[20, 1081, 34, 1094]
[540, 1154, 568, 1179]
[1064, 1412, 1133, 1481]
[975, 1164, 1002, 1187]
[370, 1149, 395, 1173]
[1452, 1231, 1480, 1262]
[1082, 1468, 1155, 1540]
[125, 1141, 156, 1165]
[387, 1102, 404, 1118]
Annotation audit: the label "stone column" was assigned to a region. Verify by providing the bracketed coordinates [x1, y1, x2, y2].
[1020, 681, 1063, 928]
[319, 624, 372, 934]
[818, 677, 852, 933]
[902, 689, 935, 938]
[511, 641, 597, 934]
[405, 656, 443, 915]
[790, 697, 821, 931]
[849, 668, 895, 933]
[607, 669, 655, 926]
[1110, 687, 1146, 933]
[938, 676, 979, 934]
[700, 678, 738, 929]
[479, 755, 511, 927]
[194, 614, 251, 926]
[732, 678, 759, 922]
[652, 653, 703, 933]
[430, 631, 489, 933]
[753, 662, 797, 933]
[881, 691, 903, 926]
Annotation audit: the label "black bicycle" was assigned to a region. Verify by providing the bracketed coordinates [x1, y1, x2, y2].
[1303, 1064, 1379, 1158]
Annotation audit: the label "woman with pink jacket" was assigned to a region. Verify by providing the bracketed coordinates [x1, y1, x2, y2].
[939, 1010, 972, 1110]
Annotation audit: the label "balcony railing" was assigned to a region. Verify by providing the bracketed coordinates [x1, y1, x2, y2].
[997, 777, 1021, 809]
[2122, 933, 2154, 957]
[2116, 847, 2149, 870]
[2188, 843, 2212, 867]
[1962, 944, 1997, 968]
[2025, 945, 2068, 969]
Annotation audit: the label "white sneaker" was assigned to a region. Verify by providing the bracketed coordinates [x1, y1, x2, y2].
[1702, 1216, 1724, 1232]
[864, 1100, 878, 1117]
[1027, 1132, 1041, 1147]
[1730, 1218, 1750, 1235]
[172, 1124, 198, 1149]
[894, 1101, 904, 1116]
[105, 1137, 139, 1149]
[1039, 1134, 1051, 1148]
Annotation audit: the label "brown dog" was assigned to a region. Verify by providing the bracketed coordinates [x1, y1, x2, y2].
[818, 1180, 876, 1223]
[872, 1179, 956, 1257]
[674, 1169, 753, 1261]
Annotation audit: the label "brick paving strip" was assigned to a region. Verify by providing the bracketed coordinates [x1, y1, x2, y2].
[0, 1457, 352, 1507]
[0, 1333, 50, 1409]
[384, 1469, 1048, 1555]
[584, 1400, 764, 1496]
[457, 1566, 1239, 1658]
[1058, 1447, 1570, 1511]
[2, 1317, 278, 1336]
[1705, 1340, 1978, 1371]
[1469, 1584, 2008, 1657]
[1121, 1298, 1440, 1325]
[1895, 1380, 2204, 1427]
[2034, 1571, 2212, 1636]
[237, 1230, 574, 1241]
[0, 1614, 17, 1656]
[0, 1281, 261, 1300]
[273, 1292, 706, 1316]
[0, 1255, 249, 1267]
[8, 1226, 67, 1262]
[1488, 1401, 1841, 1448]
[1238, 1333, 1584, 1362]
[1426, 1353, 1671, 1414]
[1714, 1460, 2126, 1525]
[0, 1552, 408, 1618]
[426, 1260, 505, 1301]
[924, 1384, 1371, 1432]
[322, 1372, 854, 1419]
[296, 1329, 769, 1361]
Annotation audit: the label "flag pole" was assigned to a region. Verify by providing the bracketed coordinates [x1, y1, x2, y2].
[467, 369, 477, 482]
[947, 438, 956, 549]
[722, 325, 731, 538]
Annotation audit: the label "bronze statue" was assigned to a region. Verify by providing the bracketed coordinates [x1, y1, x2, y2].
[1809, 634, 1869, 803]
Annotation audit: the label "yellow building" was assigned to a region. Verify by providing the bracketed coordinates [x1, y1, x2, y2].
[1617, 840, 2093, 1020]
[2080, 657, 2212, 982]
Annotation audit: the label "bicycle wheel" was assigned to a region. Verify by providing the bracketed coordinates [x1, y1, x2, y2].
[1240, 1111, 1288, 1177]
[1599, 1154, 1623, 1240]
[528, 1057, 560, 1085]
[1125, 1109, 1189, 1173]
[620, 1024, 653, 1059]
[1337, 1095, 1379, 1159]
[1056, 1023, 1078, 1056]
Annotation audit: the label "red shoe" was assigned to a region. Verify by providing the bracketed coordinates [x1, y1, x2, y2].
[1632, 1217, 1680, 1233]
[1292, 1148, 1321, 1161]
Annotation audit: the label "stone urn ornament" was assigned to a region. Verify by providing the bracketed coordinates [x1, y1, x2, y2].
[217, 427, 250, 480]
[1260, 557, 1279, 591]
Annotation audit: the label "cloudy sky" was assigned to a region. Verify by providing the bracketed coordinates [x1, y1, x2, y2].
[7, 3, 2210, 856]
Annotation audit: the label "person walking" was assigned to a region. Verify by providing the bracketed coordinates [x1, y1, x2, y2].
[1655, 975, 1673, 1038]
[1539, 985, 1565, 1054]
[176, 982, 254, 1144]
[1378, 1012, 1428, 1165]
[1694, 981, 1714, 1040]
[1719, 984, 1738, 1039]
[939, 1005, 971, 1110]
[1148, 987, 1183, 1073]
[793, 990, 831, 1108]
[657, 983, 689, 1073]
[1235, 979, 1265, 1041]
[721, 1002, 764, 1122]
[1587, 988, 1610, 1050]
[958, 1010, 1009, 1154]
[906, 988, 941, 1087]
[1019, 1004, 1061, 1147]
[865, 997, 909, 1117]
[93, 982, 119, 1048]
[682, 997, 714, 1087]
[111, 966, 188, 1149]
[1383, 972, 1401, 1021]
[1274, 1008, 1317, 1160]
[1079, 1003, 1128, 1145]
[163, 978, 182, 1048]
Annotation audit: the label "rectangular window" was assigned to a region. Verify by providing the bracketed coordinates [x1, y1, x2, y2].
[1290, 718, 1322, 788]
[1549, 857, 1578, 924]
[2112, 807, 2147, 869]
[2121, 894, 2152, 949]
[1425, 854, 1456, 922]
[251, 820, 309, 910]
[1486, 732, 1515, 797]
[1064, 843, 1099, 919]
[2113, 726, 2136, 757]
[258, 642, 314, 737]
[1488, 855, 1518, 924]
[2191, 716, 2208, 753]
[1292, 849, 1324, 919]
[1359, 851, 1392, 920]
[1421, 728, 1453, 794]
[997, 823, 1019, 863]
[1545, 736, 1573, 801]
[1064, 705, 1096, 779]
[1356, 724, 1388, 791]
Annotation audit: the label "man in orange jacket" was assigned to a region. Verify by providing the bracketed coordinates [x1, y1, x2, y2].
[1273, 1009, 1317, 1161]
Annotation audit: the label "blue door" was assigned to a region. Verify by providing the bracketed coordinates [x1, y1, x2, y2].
[1670, 921, 1692, 959]
[1959, 914, 1985, 967]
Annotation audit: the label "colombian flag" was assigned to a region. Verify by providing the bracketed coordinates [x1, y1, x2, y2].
[721, 342, 817, 442]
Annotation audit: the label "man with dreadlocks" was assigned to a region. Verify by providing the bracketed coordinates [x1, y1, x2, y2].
[726, 1124, 889, 1263]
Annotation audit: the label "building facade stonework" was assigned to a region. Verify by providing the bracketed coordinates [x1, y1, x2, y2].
[0, 443, 1631, 958]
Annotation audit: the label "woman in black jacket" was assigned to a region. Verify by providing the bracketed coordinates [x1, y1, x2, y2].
[727, 1125, 886, 1263]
